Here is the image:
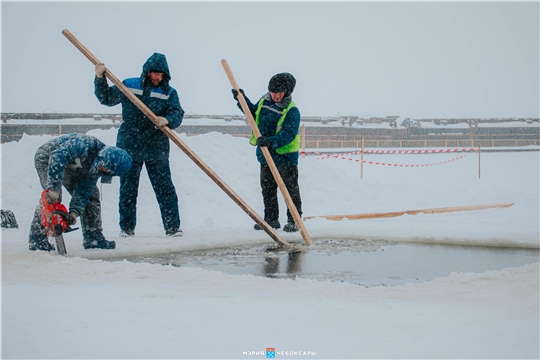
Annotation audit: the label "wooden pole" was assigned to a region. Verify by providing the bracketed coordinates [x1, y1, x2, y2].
[478, 146, 481, 179]
[221, 59, 312, 246]
[303, 202, 515, 221]
[360, 136, 364, 179]
[62, 29, 290, 247]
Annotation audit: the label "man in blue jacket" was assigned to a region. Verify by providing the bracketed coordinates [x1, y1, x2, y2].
[232, 73, 302, 232]
[29, 134, 133, 251]
[94, 53, 184, 237]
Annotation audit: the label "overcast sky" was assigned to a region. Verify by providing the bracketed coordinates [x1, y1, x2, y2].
[1, 1, 538, 119]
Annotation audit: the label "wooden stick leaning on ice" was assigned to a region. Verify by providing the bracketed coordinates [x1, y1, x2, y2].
[221, 59, 312, 246]
[62, 29, 290, 247]
[303, 203, 515, 221]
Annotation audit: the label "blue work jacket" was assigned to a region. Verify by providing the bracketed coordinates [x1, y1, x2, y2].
[35, 134, 105, 215]
[94, 53, 184, 161]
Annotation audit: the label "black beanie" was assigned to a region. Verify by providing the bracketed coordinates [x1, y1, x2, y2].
[268, 73, 296, 97]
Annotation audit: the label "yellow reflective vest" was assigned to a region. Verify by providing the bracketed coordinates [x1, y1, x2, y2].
[249, 98, 300, 154]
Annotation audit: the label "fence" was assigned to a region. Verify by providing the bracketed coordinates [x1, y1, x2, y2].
[305, 139, 539, 149]
[2, 124, 539, 148]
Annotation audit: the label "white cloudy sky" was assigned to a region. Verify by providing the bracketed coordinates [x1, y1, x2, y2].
[1, 1, 538, 119]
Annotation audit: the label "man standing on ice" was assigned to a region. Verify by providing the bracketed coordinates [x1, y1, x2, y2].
[94, 53, 185, 237]
[28, 134, 133, 251]
[231, 73, 303, 232]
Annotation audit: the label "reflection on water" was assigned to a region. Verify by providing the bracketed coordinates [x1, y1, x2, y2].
[110, 239, 540, 287]
[263, 249, 307, 279]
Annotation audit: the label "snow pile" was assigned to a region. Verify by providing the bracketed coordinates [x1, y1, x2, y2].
[1, 129, 539, 359]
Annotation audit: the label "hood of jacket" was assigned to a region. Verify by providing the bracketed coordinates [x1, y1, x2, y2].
[140, 52, 171, 93]
[90, 146, 133, 183]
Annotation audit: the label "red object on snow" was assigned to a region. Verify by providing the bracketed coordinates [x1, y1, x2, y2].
[40, 190, 70, 236]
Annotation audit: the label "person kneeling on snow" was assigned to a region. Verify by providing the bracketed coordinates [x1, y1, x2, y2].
[28, 134, 132, 251]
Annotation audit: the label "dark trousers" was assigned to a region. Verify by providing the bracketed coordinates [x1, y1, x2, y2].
[260, 165, 302, 224]
[29, 166, 103, 245]
[119, 158, 180, 232]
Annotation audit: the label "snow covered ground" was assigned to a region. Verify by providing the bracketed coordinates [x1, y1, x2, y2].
[1, 129, 539, 359]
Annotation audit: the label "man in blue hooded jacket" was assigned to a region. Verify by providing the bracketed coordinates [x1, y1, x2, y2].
[29, 134, 133, 251]
[232, 73, 303, 233]
[94, 53, 184, 237]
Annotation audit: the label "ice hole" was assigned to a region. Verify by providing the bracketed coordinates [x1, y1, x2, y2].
[106, 239, 540, 287]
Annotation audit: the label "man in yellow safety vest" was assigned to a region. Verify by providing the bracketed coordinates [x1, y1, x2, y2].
[232, 73, 302, 232]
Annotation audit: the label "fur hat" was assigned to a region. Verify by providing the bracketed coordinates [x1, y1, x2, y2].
[268, 73, 296, 97]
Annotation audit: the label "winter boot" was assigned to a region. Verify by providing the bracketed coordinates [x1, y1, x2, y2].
[166, 228, 183, 237]
[83, 231, 116, 250]
[29, 240, 55, 252]
[120, 229, 135, 237]
[28, 212, 53, 251]
[254, 219, 281, 231]
[283, 222, 298, 233]
[83, 239, 116, 250]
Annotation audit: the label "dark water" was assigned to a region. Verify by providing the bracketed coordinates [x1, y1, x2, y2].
[111, 239, 540, 287]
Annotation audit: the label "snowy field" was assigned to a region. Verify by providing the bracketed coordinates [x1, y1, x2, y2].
[1, 129, 539, 359]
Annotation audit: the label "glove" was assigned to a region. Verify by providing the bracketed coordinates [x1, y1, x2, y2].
[232, 88, 245, 101]
[46, 190, 59, 203]
[155, 116, 169, 128]
[95, 63, 107, 78]
[68, 211, 77, 226]
[256, 136, 272, 148]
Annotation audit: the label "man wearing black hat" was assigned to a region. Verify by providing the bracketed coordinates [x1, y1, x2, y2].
[232, 73, 302, 232]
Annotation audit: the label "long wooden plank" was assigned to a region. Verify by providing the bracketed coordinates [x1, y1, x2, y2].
[303, 203, 515, 221]
[62, 29, 290, 247]
[221, 60, 312, 246]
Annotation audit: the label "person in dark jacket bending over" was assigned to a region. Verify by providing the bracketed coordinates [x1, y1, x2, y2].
[29, 134, 133, 251]
[94, 53, 184, 237]
[232, 73, 302, 232]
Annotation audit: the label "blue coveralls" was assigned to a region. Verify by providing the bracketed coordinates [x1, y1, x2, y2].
[94, 53, 184, 233]
[29, 134, 109, 246]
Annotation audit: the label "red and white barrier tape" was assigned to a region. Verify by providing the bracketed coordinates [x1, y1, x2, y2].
[317, 154, 468, 167]
[310, 147, 476, 158]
